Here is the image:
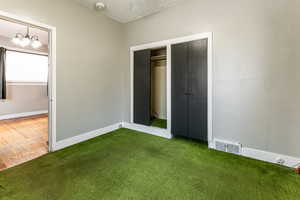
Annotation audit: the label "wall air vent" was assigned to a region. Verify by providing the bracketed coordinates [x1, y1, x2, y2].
[215, 141, 227, 152]
[214, 139, 242, 155]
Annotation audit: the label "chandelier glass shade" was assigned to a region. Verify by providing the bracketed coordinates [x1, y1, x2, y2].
[12, 27, 42, 49]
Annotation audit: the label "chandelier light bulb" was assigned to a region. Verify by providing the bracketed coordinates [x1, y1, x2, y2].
[12, 36, 20, 45]
[12, 33, 23, 45]
[20, 36, 31, 47]
[31, 36, 42, 49]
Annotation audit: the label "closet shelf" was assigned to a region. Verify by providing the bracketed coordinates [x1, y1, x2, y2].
[151, 55, 166, 61]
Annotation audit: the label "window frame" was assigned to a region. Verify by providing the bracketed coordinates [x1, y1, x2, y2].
[5, 50, 49, 85]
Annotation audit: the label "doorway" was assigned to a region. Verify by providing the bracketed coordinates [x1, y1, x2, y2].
[0, 11, 56, 170]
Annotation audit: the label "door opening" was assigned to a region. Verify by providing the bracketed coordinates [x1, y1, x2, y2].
[133, 47, 168, 130]
[0, 11, 56, 171]
[150, 48, 167, 129]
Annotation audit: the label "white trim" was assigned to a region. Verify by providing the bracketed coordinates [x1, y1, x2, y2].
[1, 45, 48, 56]
[54, 122, 172, 152]
[53, 123, 121, 151]
[130, 32, 213, 145]
[47, 26, 56, 152]
[7, 81, 47, 86]
[0, 11, 56, 31]
[166, 44, 172, 133]
[210, 139, 300, 168]
[0, 10, 57, 153]
[122, 122, 172, 139]
[207, 33, 213, 143]
[0, 110, 48, 121]
[130, 49, 134, 123]
[242, 147, 300, 168]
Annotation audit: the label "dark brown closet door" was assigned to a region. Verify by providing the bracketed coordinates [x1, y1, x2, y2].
[134, 49, 151, 126]
[188, 39, 208, 142]
[171, 43, 189, 137]
[171, 39, 208, 142]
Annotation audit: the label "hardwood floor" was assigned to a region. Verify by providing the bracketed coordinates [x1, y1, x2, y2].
[0, 114, 48, 171]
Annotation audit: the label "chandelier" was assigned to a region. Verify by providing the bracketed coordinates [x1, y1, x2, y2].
[12, 26, 42, 49]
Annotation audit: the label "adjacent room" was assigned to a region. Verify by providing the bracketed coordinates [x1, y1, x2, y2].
[0, 18, 49, 170]
[0, 0, 300, 199]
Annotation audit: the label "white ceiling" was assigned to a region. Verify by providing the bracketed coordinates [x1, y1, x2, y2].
[0, 19, 48, 45]
[75, 0, 185, 23]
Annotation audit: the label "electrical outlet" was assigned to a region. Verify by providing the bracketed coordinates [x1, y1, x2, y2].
[296, 167, 300, 174]
[276, 157, 285, 165]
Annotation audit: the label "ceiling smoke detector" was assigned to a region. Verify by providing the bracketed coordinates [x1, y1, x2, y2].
[95, 2, 106, 10]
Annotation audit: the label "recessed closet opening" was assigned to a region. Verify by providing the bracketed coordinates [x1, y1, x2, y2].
[133, 46, 168, 130]
[150, 47, 167, 129]
[130, 33, 213, 143]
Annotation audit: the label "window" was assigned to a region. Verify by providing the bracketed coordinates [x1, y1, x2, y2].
[6, 51, 48, 83]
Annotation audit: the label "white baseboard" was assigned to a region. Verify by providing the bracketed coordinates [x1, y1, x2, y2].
[242, 147, 300, 168]
[53, 122, 171, 152]
[52, 122, 300, 169]
[53, 123, 122, 151]
[122, 122, 172, 139]
[0, 110, 48, 121]
[210, 140, 300, 168]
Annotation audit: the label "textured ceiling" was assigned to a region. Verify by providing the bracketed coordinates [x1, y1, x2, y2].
[75, 0, 185, 23]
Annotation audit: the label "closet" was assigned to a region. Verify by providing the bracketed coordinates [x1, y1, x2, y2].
[133, 38, 208, 141]
[134, 47, 167, 129]
[171, 39, 208, 142]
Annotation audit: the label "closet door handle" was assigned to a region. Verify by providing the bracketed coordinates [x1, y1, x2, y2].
[184, 92, 193, 96]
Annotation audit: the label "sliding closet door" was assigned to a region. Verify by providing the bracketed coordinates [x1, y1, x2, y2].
[134, 49, 151, 126]
[171, 43, 189, 137]
[188, 39, 208, 141]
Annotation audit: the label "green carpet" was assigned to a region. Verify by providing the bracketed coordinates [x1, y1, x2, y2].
[150, 118, 167, 129]
[0, 129, 299, 200]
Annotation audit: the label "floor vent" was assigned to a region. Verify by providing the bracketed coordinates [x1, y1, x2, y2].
[214, 140, 241, 155]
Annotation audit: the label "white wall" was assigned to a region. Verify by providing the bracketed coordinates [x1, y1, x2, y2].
[0, 0, 126, 141]
[0, 84, 48, 115]
[124, 0, 300, 158]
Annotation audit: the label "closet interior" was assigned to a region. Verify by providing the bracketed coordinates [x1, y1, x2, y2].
[133, 46, 167, 129]
[150, 48, 167, 129]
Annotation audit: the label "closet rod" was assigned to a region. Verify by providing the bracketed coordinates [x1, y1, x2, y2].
[151, 55, 167, 61]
